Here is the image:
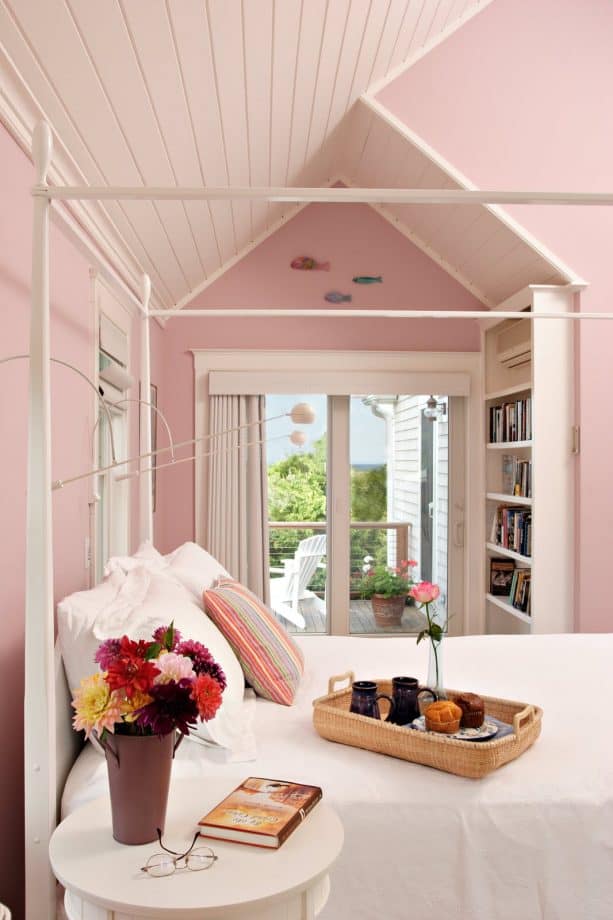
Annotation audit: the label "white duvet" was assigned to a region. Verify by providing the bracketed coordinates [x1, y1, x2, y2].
[62, 634, 613, 920]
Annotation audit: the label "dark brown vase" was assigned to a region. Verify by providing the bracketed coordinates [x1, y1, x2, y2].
[371, 593, 406, 627]
[100, 732, 182, 845]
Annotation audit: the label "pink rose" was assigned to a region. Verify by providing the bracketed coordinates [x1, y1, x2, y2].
[409, 581, 440, 604]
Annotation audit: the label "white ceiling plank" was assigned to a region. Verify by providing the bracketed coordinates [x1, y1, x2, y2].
[302, 0, 351, 172]
[205, 0, 252, 252]
[369, 0, 412, 86]
[118, 0, 222, 278]
[345, 0, 394, 111]
[390, 0, 426, 69]
[0, 6, 162, 305]
[242, 0, 273, 235]
[66, 0, 206, 292]
[323, 0, 372, 140]
[169, 0, 236, 264]
[269, 0, 303, 228]
[409, 0, 442, 52]
[2, 0, 178, 304]
[337, 99, 375, 181]
[422, 0, 451, 46]
[285, 0, 328, 185]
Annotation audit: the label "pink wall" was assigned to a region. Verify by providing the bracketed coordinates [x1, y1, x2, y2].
[154, 200, 481, 553]
[0, 122, 148, 918]
[378, 0, 613, 633]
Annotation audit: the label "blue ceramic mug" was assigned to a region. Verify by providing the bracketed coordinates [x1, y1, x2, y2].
[386, 676, 438, 726]
[350, 680, 394, 720]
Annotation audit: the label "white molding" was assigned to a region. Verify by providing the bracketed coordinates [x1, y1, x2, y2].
[359, 96, 586, 288]
[367, 0, 498, 98]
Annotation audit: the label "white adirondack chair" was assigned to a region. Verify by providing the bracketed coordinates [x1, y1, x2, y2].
[269, 534, 326, 629]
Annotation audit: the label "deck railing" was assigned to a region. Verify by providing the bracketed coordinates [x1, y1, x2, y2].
[268, 520, 412, 594]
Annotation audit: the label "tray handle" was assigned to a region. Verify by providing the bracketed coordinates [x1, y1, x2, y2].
[328, 671, 355, 695]
[512, 704, 535, 736]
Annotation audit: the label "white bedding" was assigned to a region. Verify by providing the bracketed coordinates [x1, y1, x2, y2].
[62, 634, 613, 920]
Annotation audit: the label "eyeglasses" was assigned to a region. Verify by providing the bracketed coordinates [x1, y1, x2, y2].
[140, 828, 218, 878]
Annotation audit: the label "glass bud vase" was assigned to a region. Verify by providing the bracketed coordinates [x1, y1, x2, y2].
[427, 637, 447, 700]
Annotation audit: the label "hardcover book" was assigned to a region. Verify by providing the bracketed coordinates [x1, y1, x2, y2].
[490, 557, 515, 595]
[198, 777, 322, 849]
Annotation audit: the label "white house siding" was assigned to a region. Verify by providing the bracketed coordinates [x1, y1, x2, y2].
[390, 395, 448, 612]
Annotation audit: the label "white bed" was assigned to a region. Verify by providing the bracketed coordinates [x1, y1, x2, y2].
[61, 633, 613, 920]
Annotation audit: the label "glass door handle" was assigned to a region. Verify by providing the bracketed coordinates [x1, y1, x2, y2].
[453, 521, 464, 547]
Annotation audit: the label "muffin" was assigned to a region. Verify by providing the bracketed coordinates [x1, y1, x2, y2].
[424, 700, 462, 734]
[455, 692, 485, 729]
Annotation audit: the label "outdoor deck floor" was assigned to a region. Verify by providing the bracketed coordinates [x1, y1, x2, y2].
[279, 597, 428, 635]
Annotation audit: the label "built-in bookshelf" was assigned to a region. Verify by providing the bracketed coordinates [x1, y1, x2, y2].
[481, 286, 575, 636]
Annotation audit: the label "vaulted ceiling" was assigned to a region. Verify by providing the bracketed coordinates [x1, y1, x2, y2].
[0, 0, 575, 312]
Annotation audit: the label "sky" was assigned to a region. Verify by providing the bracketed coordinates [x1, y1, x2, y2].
[265, 393, 388, 466]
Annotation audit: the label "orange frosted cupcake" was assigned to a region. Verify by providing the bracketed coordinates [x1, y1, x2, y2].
[424, 700, 462, 734]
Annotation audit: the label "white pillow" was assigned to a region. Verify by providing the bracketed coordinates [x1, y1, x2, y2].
[57, 566, 245, 750]
[58, 569, 128, 697]
[164, 542, 230, 600]
[105, 540, 229, 601]
[104, 540, 166, 577]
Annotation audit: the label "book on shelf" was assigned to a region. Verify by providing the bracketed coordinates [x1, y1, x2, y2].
[490, 558, 515, 595]
[502, 454, 532, 497]
[198, 777, 322, 849]
[508, 569, 532, 614]
[490, 505, 532, 557]
[489, 397, 532, 444]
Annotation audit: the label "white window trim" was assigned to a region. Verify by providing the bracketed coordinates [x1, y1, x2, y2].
[193, 349, 484, 635]
[93, 272, 133, 582]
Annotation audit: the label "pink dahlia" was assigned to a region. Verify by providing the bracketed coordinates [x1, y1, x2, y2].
[155, 652, 195, 685]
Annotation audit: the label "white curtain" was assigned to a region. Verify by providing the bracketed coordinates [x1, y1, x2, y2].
[207, 394, 269, 601]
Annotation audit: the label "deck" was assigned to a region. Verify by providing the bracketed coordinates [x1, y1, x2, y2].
[279, 597, 428, 635]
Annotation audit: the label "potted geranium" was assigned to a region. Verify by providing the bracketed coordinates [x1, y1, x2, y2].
[71, 623, 225, 845]
[358, 559, 417, 627]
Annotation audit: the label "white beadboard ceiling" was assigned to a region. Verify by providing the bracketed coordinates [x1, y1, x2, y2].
[0, 0, 576, 312]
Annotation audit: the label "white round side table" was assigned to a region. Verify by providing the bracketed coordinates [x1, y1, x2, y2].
[50, 778, 344, 920]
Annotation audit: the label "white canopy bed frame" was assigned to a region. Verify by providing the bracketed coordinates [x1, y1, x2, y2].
[24, 119, 613, 919]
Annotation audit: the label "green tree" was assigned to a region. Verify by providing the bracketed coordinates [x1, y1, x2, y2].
[267, 438, 389, 594]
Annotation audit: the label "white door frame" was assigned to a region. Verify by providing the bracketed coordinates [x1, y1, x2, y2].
[193, 349, 484, 635]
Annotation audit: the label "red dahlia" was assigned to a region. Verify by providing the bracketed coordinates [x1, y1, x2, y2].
[106, 636, 160, 699]
[191, 673, 223, 722]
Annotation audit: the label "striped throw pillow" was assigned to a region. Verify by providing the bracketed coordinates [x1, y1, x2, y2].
[203, 579, 304, 706]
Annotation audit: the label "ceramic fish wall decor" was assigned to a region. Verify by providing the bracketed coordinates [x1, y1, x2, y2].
[352, 275, 383, 284]
[291, 256, 331, 271]
[324, 291, 352, 303]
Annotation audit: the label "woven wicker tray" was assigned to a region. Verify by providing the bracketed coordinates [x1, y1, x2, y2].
[312, 672, 542, 779]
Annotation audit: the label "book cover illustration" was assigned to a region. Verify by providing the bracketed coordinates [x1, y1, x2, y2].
[198, 777, 322, 848]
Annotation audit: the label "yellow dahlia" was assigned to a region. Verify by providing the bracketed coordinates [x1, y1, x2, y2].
[72, 673, 123, 739]
[121, 688, 153, 723]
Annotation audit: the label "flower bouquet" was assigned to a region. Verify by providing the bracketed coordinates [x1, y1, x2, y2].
[71, 623, 225, 844]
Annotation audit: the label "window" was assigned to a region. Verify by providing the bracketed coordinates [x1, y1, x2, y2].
[95, 313, 131, 579]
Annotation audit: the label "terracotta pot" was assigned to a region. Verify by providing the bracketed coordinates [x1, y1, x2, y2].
[100, 732, 182, 845]
[371, 593, 406, 627]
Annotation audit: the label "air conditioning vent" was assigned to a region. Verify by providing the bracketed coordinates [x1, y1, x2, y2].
[496, 320, 531, 369]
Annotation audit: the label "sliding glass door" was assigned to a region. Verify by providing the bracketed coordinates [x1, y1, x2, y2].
[265, 392, 460, 636]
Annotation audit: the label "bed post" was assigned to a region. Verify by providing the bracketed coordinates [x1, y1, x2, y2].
[139, 273, 154, 544]
[25, 121, 55, 919]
